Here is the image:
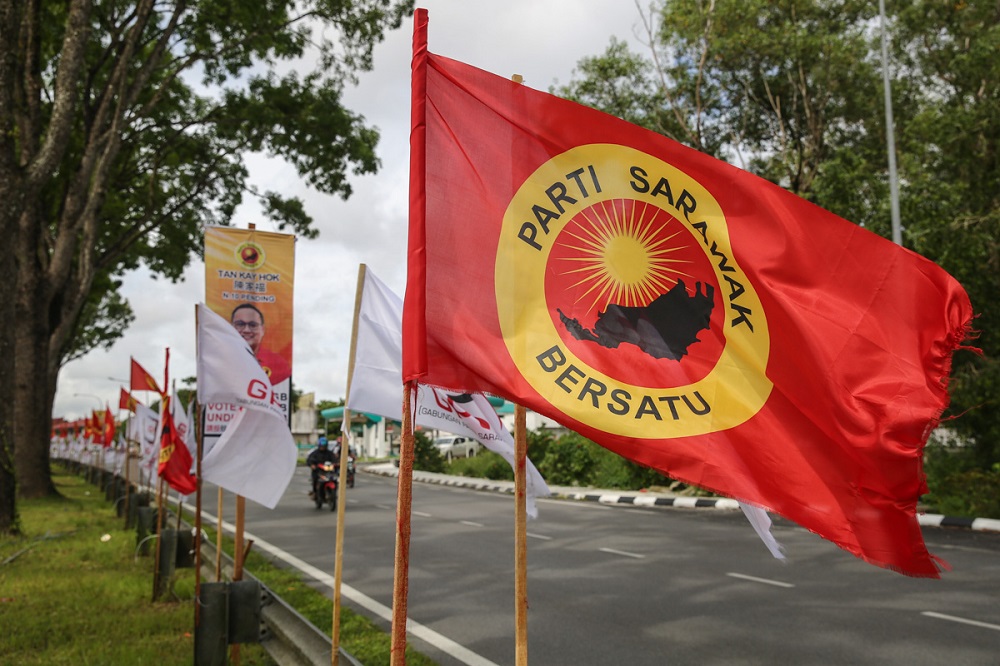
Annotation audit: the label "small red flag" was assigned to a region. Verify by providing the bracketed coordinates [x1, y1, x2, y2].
[158, 397, 197, 495]
[130, 358, 163, 394]
[119, 387, 139, 412]
[404, 14, 973, 578]
[102, 406, 115, 448]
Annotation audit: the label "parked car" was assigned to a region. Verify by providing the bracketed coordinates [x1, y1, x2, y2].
[434, 435, 479, 461]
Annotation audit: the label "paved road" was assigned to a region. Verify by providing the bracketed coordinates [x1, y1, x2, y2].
[218, 467, 1000, 665]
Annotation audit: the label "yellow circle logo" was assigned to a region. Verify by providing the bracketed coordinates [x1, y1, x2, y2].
[496, 144, 771, 438]
[235, 241, 266, 269]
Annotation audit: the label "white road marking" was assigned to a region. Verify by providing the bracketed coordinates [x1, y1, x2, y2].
[374, 504, 393, 510]
[413, 511, 432, 518]
[726, 572, 795, 588]
[460, 520, 484, 527]
[922, 611, 1000, 632]
[527, 533, 552, 541]
[599, 547, 645, 559]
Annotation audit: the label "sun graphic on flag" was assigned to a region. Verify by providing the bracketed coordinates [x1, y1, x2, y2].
[555, 199, 692, 312]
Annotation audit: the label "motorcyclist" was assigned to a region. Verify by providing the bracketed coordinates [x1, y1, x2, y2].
[307, 436, 337, 497]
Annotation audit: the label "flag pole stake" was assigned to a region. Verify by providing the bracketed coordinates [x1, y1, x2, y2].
[333, 263, 367, 665]
[514, 403, 528, 665]
[194, 397, 204, 630]
[231, 494, 246, 666]
[332, 423, 350, 666]
[390, 382, 416, 665]
[152, 476, 165, 601]
[509, 71, 530, 666]
[215, 488, 224, 581]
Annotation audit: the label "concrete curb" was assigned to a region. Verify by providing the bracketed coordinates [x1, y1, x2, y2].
[362, 463, 1000, 533]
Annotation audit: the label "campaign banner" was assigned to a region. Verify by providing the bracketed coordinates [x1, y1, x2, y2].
[204, 226, 295, 436]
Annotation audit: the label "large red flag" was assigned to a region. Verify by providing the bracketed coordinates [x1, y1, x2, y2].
[130, 357, 163, 395]
[158, 397, 197, 496]
[403, 11, 974, 578]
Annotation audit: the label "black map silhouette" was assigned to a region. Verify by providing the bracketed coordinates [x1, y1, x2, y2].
[559, 279, 715, 361]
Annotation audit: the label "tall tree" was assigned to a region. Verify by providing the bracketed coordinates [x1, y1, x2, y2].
[556, 0, 997, 469]
[892, 1, 1000, 468]
[0, 0, 413, 534]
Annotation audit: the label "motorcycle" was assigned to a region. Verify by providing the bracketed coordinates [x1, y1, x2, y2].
[345, 449, 356, 488]
[314, 461, 338, 512]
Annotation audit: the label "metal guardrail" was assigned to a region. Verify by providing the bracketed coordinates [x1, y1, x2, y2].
[196, 527, 364, 666]
[59, 461, 362, 666]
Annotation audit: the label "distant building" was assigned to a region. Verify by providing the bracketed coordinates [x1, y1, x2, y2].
[291, 392, 321, 446]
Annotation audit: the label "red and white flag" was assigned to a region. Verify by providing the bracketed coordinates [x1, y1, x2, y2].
[196, 303, 296, 509]
[157, 396, 197, 496]
[346, 267, 551, 518]
[404, 10, 973, 577]
[131, 401, 160, 485]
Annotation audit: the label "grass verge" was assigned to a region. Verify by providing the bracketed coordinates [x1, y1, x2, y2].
[1, 466, 434, 665]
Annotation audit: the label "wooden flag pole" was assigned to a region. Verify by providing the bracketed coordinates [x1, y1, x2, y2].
[390, 382, 416, 665]
[510, 73, 530, 666]
[152, 476, 165, 601]
[215, 487, 224, 581]
[172, 379, 183, 532]
[331, 424, 349, 666]
[234, 495, 246, 580]
[194, 402, 204, 628]
[333, 262, 367, 665]
[231, 493, 246, 666]
[514, 403, 528, 665]
[123, 433, 132, 529]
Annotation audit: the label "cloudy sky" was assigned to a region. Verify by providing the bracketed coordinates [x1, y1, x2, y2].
[54, 1, 651, 419]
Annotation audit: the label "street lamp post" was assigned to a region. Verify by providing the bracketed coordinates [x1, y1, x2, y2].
[74, 393, 103, 410]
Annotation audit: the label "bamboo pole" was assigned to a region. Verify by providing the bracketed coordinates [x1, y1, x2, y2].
[390, 382, 416, 665]
[234, 495, 246, 580]
[332, 425, 350, 666]
[514, 404, 528, 665]
[215, 488, 224, 581]
[231, 494, 246, 666]
[333, 262, 367, 665]
[194, 397, 204, 629]
[511, 73, 530, 666]
[123, 433, 132, 529]
[152, 476, 165, 601]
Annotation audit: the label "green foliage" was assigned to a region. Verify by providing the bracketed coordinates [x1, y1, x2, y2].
[559, 0, 1000, 482]
[536, 432, 675, 490]
[923, 442, 1000, 518]
[448, 451, 515, 481]
[60, 277, 136, 364]
[412, 431, 445, 473]
[437, 429, 677, 491]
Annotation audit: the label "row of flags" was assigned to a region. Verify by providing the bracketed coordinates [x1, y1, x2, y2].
[53, 305, 298, 509]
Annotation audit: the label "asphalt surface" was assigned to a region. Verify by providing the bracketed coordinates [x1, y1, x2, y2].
[211, 464, 1000, 666]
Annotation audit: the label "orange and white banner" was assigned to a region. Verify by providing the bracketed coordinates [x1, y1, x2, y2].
[196, 304, 297, 508]
[204, 226, 295, 433]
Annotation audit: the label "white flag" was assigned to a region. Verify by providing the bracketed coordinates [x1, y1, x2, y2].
[196, 303, 296, 509]
[132, 402, 160, 485]
[346, 268, 551, 518]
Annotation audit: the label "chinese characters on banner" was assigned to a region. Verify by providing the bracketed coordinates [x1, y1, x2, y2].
[204, 227, 295, 442]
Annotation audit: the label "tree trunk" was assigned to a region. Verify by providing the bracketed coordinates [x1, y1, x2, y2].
[0, 310, 17, 531]
[13, 198, 59, 499]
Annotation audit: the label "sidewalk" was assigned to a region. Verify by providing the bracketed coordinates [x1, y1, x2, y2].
[362, 462, 1000, 533]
